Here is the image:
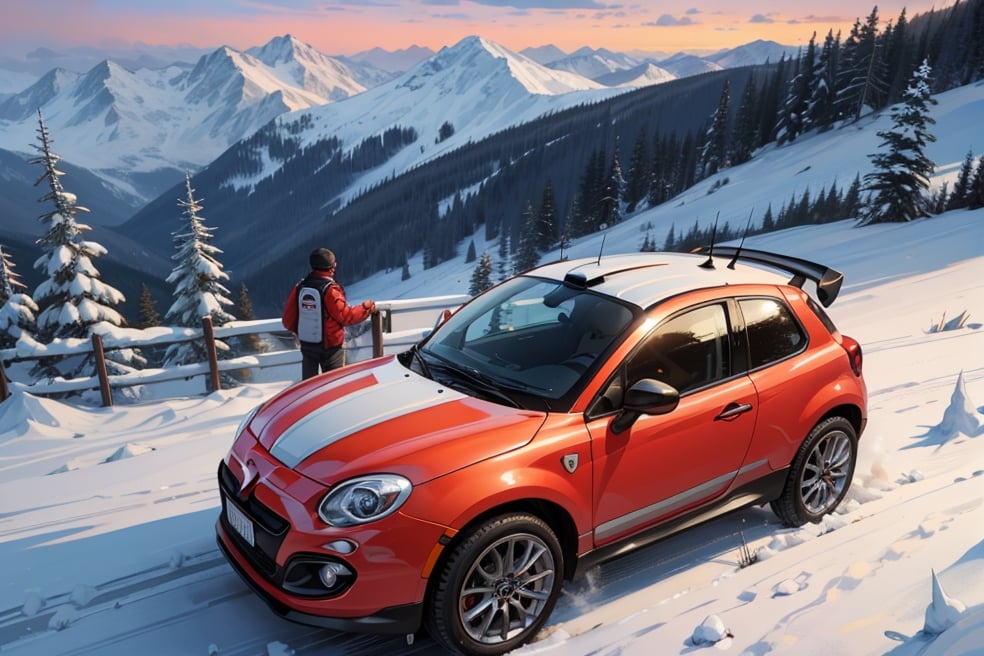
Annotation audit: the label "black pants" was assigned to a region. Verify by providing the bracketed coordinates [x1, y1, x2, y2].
[300, 344, 345, 380]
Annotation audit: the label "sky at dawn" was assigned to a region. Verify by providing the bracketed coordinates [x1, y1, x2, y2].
[0, 0, 958, 58]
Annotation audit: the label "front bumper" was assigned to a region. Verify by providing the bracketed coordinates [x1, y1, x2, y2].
[216, 523, 423, 634]
[215, 458, 445, 635]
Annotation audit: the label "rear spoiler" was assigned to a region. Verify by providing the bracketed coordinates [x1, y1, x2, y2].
[694, 246, 843, 307]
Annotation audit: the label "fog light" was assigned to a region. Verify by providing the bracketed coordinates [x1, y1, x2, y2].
[319, 562, 352, 588]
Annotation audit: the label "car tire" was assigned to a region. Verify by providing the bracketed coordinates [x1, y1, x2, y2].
[426, 513, 564, 656]
[771, 416, 858, 527]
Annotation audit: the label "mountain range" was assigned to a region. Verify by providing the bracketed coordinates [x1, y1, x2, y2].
[0, 33, 797, 317]
[0, 35, 795, 212]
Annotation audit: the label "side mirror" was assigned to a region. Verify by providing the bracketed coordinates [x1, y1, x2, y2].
[610, 379, 680, 434]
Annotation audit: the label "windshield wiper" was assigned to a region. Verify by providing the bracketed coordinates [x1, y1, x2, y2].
[409, 343, 431, 378]
[427, 361, 522, 408]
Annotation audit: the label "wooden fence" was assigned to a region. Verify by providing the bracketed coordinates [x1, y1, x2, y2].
[0, 294, 470, 406]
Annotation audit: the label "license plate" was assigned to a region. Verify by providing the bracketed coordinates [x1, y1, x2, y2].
[226, 502, 255, 547]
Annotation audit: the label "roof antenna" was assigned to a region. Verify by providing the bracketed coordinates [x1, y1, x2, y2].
[596, 233, 607, 265]
[727, 207, 755, 269]
[699, 212, 720, 269]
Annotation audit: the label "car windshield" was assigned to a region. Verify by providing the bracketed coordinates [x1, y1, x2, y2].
[416, 276, 635, 409]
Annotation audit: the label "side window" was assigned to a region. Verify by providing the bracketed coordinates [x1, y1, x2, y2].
[739, 297, 807, 369]
[626, 304, 731, 394]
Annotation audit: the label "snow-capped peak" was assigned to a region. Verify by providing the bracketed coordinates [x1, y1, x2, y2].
[421, 36, 603, 95]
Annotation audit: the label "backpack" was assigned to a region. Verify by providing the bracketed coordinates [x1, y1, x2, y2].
[295, 277, 334, 345]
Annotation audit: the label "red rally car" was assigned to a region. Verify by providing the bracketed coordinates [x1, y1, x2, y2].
[216, 246, 867, 655]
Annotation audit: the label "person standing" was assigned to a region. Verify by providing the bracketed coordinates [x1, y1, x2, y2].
[282, 248, 375, 379]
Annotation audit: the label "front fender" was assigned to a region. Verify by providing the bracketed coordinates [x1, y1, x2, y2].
[402, 413, 594, 546]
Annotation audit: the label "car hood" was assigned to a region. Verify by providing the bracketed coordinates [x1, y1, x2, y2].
[249, 356, 547, 483]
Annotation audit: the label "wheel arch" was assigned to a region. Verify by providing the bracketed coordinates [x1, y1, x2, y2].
[818, 403, 864, 437]
[424, 498, 580, 607]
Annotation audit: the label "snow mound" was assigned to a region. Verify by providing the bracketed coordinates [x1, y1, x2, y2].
[924, 569, 967, 634]
[0, 390, 64, 440]
[929, 372, 984, 441]
[21, 589, 44, 617]
[103, 442, 155, 462]
[691, 614, 732, 645]
[48, 459, 84, 474]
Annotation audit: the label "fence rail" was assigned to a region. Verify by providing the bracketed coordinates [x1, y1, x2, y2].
[0, 294, 470, 406]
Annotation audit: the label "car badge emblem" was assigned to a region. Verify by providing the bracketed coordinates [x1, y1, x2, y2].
[562, 454, 579, 474]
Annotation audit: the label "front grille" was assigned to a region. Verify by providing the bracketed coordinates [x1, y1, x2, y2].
[217, 460, 290, 578]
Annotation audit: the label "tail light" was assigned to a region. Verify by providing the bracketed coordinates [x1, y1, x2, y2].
[842, 335, 863, 376]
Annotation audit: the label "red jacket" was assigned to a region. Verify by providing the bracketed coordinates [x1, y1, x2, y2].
[282, 271, 371, 348]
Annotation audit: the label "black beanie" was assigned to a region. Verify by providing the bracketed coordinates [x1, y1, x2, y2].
[310, 248, 336, 270]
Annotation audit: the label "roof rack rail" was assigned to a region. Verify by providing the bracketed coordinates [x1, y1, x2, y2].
[694, 246, 844, 307]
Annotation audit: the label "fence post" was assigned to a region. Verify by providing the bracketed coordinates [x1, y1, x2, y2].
[371, 311, 384, 358]
[201, 316, 221, 392]
[0, 357, 9, 403]
[91, 333, 113, 407]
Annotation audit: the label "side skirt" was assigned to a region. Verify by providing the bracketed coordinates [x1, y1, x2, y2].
[573, 468, 788, 579]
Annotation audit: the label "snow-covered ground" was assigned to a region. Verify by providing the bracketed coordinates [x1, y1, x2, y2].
[1, 84, 983, 655]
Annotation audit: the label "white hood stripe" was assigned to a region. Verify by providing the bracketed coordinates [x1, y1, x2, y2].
[271, 359, 464, 468]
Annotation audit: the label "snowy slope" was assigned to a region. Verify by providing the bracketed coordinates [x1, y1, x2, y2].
[593, 62, 676, 88]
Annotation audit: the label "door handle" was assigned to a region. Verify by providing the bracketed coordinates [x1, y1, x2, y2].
[715, 402, 753, 421]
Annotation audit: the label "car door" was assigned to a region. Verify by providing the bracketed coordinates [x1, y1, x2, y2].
[586, 300, 759, 546]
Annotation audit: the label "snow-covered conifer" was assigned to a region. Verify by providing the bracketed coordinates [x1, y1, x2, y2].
[468, 253, 494, 297]
[0, 244, 27, 307]
[0, 244, 39, 349]
[859, 59, 937, 225]
[163, 173, 236, 367]
[31, 110, 126, 342]
[29, 110, 137, 379]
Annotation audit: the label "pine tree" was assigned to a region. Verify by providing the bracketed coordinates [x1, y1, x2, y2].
[31, 110, 126, 343]
[235, 282, 262, 362]
[29, 110, 136, 378]
[843, 174, 864, 218]
[700, 80, 732, 174]
[776, 38, 815, 144]
[731, 74, 760, 165]
[663, 223, 677, 251]
[401, 258, 411, 281]
[164, 173, 236, 367]
[834, 18, 865, 121]
[536, 180, 558, 252]
[761, 204, 776, 231]
[598, 137, 625, 228]
[807, 30, 839, 131]
[859, 59, 938, 225]
[465, 239, 477, 264]
[496, 232, 511, 282]
[468, 252, 494, 296]
[515, 201, 541, 272]
[0, 244, 27, 308]
[137, 283, 161, 329]
[0, 245, 38, 350]
[945, 149, 975, 211]
[624, 127, 649, 212]
[968, 155, 984, 210]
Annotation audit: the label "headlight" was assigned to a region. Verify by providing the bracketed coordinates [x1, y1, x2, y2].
[318, 475, 412, 527]
[235, 404, 262, 439]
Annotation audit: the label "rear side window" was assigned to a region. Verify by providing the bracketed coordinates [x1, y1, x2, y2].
[739, 297, 807, 369]
[805, 295, 839, 335]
